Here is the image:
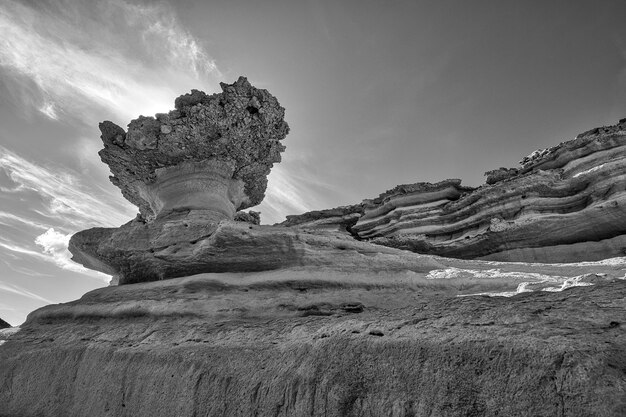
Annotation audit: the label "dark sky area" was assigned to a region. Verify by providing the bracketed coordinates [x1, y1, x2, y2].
[0, 0, 625, 325]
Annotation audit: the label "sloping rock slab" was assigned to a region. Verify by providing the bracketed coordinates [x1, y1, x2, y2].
[1, 275, 624, 417]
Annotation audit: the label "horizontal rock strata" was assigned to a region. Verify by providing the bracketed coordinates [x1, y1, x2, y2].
[69, 214, 451, 285]
[1, 275, 624, 416]
[284, 119, 626, 263]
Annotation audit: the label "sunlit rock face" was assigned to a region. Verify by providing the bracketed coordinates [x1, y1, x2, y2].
[286, 119, 626, 263]
[98, 76, 289, 221]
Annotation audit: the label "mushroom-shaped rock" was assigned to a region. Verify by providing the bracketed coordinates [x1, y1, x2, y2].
[99, 76, 289, 221]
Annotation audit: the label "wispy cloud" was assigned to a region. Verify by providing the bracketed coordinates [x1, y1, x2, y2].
[256, 160, 349, 224]
[0, 231, 108, 280]
[0, 145, 134, 229]
[0, 281, 54, 304]
[38, 100, 58, 120]
[259, 165, 312, 223]
[0, 0, 220, 122]
[0, 212, 49, 231]
[0, 146, 132, 277]
[35, 228, 99, 275]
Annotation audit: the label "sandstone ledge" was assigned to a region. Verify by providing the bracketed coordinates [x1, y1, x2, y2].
[1, 277, 624, 416]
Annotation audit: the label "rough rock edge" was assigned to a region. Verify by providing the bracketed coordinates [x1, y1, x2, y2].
[234, 210, 261, 225]
[517, 117, 626, 172]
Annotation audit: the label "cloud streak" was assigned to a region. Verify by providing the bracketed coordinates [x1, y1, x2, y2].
[0, 0, 221, 122]
[35, 228, 98, 275]
[0, 146, 132, 279]
[0, 145, 134, 229]
[0, 281, 54, 304]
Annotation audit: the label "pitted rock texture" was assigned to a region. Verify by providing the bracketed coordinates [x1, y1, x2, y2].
[234, 210, 261, 225]
[285, 119, 626, 263]
[99, 76, 289, 219]
[1, 275, 624, 417]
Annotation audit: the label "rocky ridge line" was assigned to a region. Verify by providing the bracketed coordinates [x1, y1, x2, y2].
[284, 118, 626, 263]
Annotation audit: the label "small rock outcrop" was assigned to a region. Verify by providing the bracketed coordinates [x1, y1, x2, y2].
[0, 318, 9, 329]
[285, 119, 626, 263]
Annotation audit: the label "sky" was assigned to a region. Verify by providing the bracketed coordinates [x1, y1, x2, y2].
[0, 0, 625, 325]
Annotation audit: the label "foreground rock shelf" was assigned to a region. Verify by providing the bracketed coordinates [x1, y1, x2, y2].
[1, 276, 624, 416]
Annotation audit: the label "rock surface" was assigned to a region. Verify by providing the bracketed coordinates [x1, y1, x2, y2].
[285, 119, 626, 263]
[1, 272, 624, 416]
[0, 318, 8, 329]
[99, 76, 289, 220]
[37, 94, 626, 417]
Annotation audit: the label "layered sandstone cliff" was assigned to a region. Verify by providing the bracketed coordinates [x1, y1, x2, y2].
[284, 119, 626, 263]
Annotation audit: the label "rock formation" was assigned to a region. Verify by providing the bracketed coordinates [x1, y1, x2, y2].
[2, 78, 625, 416]
[98, 76, 289, 221]
[0, 318, 9, 329]
[285, 119, 626, 263]
[1, 267, 624, 416]
[70, 77, 290, 284]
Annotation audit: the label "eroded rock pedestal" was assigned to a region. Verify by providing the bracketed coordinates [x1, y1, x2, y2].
[98, 76, 289, 220]
[70, 77, 290, 284]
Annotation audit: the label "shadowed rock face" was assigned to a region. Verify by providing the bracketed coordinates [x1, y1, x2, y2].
[285, 119, 626, 263]
[0, 318, 9, 329]
[99, 76, 289, 220]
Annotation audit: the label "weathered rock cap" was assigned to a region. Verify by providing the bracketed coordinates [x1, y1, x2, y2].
[98, 76, 290, 220]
